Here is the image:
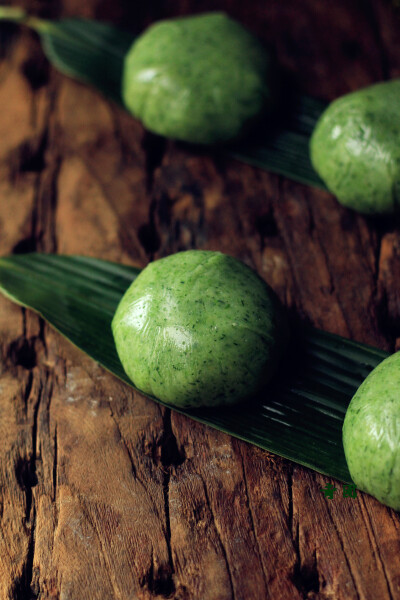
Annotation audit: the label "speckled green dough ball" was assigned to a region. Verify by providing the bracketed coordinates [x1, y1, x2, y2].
[310, 80, 400, 214]
[122, 12, 275, 144]
[112, 251, 288, 408]
[343, 352, 400, 510]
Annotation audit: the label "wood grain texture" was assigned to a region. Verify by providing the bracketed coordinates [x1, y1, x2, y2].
[1, 1, 400, 599]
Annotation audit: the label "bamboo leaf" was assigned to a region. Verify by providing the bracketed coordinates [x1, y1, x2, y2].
[0, 254, 389, 482]
[229, 95, 327, 188]
[36, 18, 134, 104]
[0, 11, 327, 187]
[0, 9, 135, 104]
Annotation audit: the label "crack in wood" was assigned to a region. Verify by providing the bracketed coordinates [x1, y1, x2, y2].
[270, 180, 311, 321]
[142, 130, 167, 193]
[137, 132, 168, 259]
[9, 299, 51, 599]
[158, 409, 189, 597]
[160, 410, 185, 470]
[324, 499, 361, 600]
[9, 129, 48, 179]
[23, 372, 34, 416]
[138, 196, 161, 259]
[21, 44, 50, 92]
[9, 57, 61, 255]
[34, 151, 62, 253]
[140, 546, 176, 598]
[52, 424, 57, 503]
[13, 505, 38, 600]
[256, 208, 280, 253]
[107, 401, 176, 597]
[13, 375, 43, 599]
[107, 399, 170, 532]
[77, 495, 125, 600]
[159, 469, 175, 598]
[76, 149, 149, 263]
[108, 400, 138, 480]
[31, 71, 60, 252]
[238, 446, 269, 595]
[359, 495, 395, 600]
[287, 469, 320, 599]
[8, 335, 38, 370]
[291, 545, 320, 599]
[109, 106, 165, 260]
[200, 474, 236, 600]
[374, 236, 400, 352]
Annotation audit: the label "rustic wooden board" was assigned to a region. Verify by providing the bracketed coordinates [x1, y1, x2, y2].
[1, 1, 400, 599]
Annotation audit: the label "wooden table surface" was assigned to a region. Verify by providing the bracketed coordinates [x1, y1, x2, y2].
[1, 1, 400, 599]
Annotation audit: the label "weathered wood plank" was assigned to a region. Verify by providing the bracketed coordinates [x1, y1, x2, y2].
[1, 1, 400, 599]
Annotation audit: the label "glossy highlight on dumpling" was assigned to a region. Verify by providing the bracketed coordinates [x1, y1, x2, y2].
[343, 352, 400, 510]
[310, 79, 400, 214]
[112, 250, 288, 408]
[122, 12, 276, 144]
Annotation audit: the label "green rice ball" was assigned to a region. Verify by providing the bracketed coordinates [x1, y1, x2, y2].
[122, 12, 276, 144]
[310, 80, 400, 214]
[112, 250, 288, 408]
[343, 352, 400, 510]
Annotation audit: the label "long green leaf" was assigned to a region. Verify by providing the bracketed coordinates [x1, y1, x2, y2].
[229, 95, 327, 188]
[0, 9, 135, 104]
[0, 254, 389, 482]
[0, 9, 326, 188]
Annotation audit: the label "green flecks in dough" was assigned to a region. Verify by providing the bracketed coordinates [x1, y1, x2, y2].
[310, 79, 400, 214]
[122, 12, 275, 144]
[112, 250, 288, 408]
[343, 352, 400, 510]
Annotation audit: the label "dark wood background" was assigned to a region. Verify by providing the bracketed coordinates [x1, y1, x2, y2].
[1, 1, 400, 598]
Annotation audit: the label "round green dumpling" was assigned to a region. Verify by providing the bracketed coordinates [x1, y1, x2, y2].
[122, 12, 275, 144]
[343, 352, 400, 510]
[112, 250, 288, 408]
[310, 79, 400, 214]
